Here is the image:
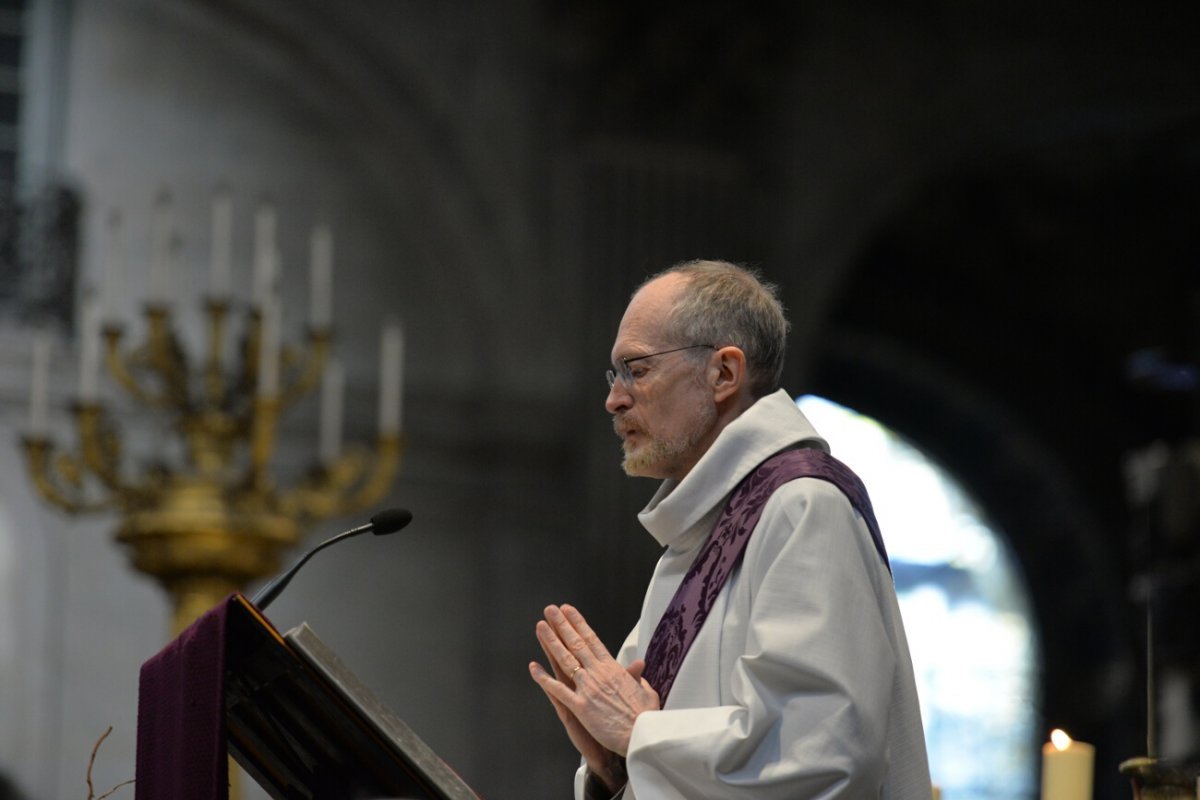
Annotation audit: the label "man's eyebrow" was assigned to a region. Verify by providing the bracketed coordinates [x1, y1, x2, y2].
[613, 352, 647, 366]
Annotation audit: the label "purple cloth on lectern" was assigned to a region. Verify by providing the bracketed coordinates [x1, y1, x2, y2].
[135, 595, 234, 800]
[642, 448, 889, 706]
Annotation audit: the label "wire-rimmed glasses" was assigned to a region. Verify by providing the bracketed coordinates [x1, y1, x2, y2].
[605, 344, 715, 389]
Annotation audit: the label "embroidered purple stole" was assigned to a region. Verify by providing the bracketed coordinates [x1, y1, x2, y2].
[641, 447, 889, 705]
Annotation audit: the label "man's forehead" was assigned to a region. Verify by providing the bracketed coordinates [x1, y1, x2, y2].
[611, 309, 666, 360]
[610, 326, 655, 363]
[610, 346, 647, 366]
[611, 276, 681, 358]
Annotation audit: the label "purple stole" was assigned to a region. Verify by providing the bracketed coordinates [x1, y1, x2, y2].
[135, 596, 234, 800]
[641, 447, 889, 705]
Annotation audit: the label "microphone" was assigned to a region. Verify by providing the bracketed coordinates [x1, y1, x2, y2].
[251, 507, 413, 612]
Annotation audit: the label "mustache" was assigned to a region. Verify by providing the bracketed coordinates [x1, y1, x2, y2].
[613, 414, 640, 437]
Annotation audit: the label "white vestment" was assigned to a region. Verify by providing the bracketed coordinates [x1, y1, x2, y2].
[577, 390, 931, 800]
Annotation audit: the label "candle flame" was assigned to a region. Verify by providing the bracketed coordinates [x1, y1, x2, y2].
[1050, 729, 1072, 751]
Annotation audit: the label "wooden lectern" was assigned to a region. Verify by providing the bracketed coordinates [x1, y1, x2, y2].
[137, 593, 480, 800]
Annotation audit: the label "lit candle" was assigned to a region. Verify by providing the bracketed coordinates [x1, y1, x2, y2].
[257, 296, 281, 398]
[377, 319, 404, 435]
[252, 203, 277, 308]
[78, 292, 101, 402]
[318, 358, 344, 464]
[209, 190, 233, 298]
[100, 210, 122, 322]
[28, 332, 51, 435]
[309, 223, 333, 329]
[1041, 729, 1094, 800]
[149, 191, 172, 304]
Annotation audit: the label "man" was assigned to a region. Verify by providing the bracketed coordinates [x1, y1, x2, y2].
[529, 260, 931, 799]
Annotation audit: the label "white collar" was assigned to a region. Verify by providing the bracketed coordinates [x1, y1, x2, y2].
[637, 389, 828, 550]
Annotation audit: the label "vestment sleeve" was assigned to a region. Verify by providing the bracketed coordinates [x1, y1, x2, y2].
[622, 479, 899, 799]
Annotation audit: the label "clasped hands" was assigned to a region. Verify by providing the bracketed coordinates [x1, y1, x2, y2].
[529, 604, 660, 790]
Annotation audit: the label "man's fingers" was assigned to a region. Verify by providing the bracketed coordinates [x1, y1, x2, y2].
[529, 663, 581, 730]
[561, 604, 611, 660]
[536, 620, 591, 692]
[545, 605, 597, 667]
[536, 623, 572, 681]
[529, 660, 562, 695]
[537, 617, 587, 675]
[529, 661, 579, 709]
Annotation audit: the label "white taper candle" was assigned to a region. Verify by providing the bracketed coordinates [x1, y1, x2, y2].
[309, 223, 333, 329]
[252, 203, 277, 308]
[257, 296, 281, 398]
[378, 319, 404, 435]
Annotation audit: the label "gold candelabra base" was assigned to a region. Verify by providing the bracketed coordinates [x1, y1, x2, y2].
[116, 479, 299, 634]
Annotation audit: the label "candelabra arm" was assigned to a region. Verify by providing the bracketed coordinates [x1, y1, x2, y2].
[21, 435, 117, 514]
[103, 326, 176, 409]
[76, 402, 126, 491]
[279, 448, 368, 519]
[278, 434, 403, 521]
[249, 396, 281, 492]
[338, 433, 403, 514]
[278, 328, 331, 409]
[144, 305, 191, 407]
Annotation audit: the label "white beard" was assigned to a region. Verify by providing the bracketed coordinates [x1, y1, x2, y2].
[618, 396, 717, 478]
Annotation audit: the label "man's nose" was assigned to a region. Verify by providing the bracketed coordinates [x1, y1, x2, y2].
[605, 379, 632, 414]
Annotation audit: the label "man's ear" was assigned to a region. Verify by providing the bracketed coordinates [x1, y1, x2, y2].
[711, 346, 747, 403]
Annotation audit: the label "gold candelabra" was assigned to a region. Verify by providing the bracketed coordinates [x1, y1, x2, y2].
[21, 198, 403, 635]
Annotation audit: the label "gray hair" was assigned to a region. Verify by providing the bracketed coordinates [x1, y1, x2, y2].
[640, 259, 790, 397]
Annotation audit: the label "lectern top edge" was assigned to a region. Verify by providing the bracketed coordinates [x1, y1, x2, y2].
[224, 593, 481, 800]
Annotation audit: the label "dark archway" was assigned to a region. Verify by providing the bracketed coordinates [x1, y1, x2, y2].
[806, 121, 1200, 792]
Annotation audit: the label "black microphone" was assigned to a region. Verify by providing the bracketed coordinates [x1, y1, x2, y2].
[251, 508, 413, 612]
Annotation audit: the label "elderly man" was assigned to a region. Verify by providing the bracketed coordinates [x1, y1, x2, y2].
[529, 260, 931, 799]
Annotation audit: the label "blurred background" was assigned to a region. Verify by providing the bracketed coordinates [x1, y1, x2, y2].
[0, 1, 1197, 798]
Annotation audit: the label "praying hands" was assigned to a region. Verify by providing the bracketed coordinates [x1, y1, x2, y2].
[528, 604, 661, 792]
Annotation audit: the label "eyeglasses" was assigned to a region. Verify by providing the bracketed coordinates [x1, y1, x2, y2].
[605, 344, 715, 389]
